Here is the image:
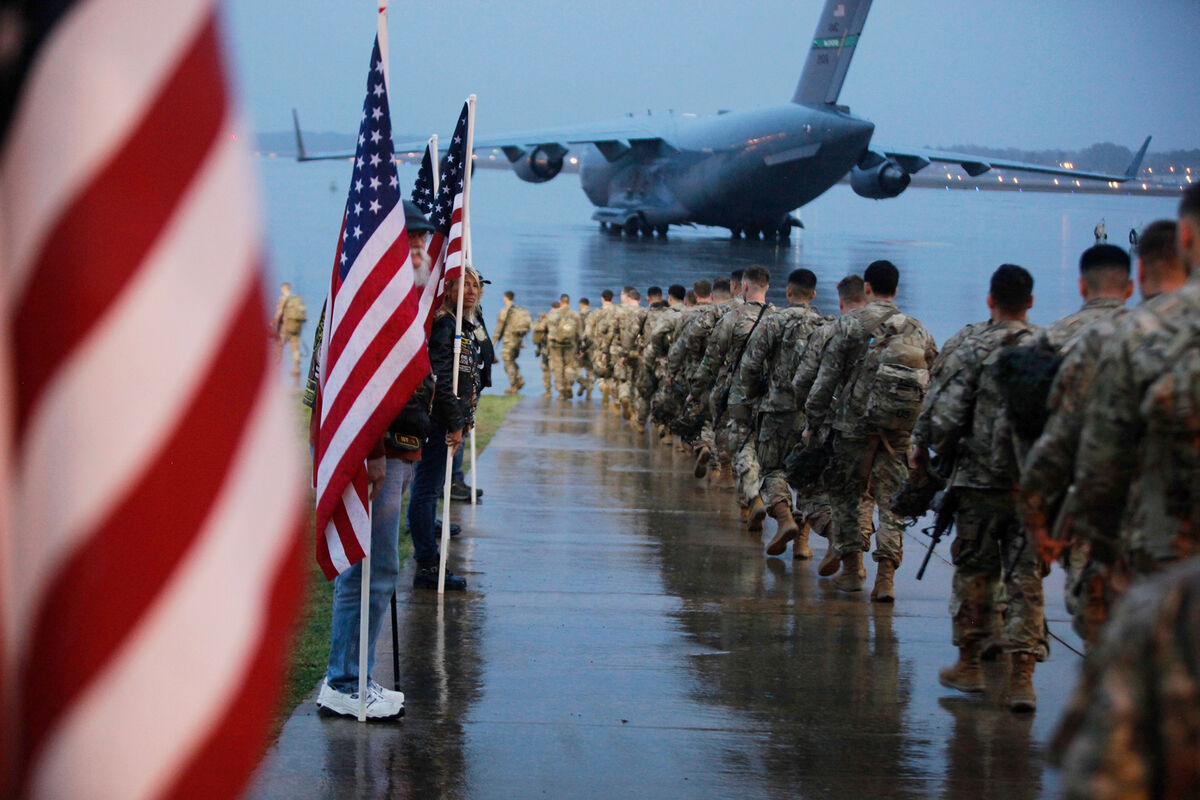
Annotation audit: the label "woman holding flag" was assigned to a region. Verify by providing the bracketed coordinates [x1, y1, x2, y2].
[407, 267, 485, 591]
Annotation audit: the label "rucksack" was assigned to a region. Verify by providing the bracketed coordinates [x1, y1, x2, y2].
[554, 310, 579, 342]
[510, 307, 533, 336]
[991, 338, 1059, 441]
[845, 311, 930, 432]
[281, 295, 307, 334]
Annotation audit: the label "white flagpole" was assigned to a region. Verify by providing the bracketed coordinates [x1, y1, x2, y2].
[438, 95, 476, 594]
[356, 0, 390, 722]
[429, 134, 440, 196]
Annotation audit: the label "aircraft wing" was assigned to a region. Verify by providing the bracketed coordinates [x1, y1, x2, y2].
[873, 136, 1151, 183]
[294, 108, 674, 162]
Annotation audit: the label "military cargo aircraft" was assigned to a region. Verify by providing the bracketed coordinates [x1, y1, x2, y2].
[294, 0, 1148, 240]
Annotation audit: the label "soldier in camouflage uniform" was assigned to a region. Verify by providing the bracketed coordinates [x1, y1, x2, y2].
[494, 290, 532, 394]
[1018, 243, 1154, 645]
[794, 275, 873, 573]
[1074, 185, 1200, 594]
[1050, 558, 1200, 799]
[652, 281, 707, 430]
[730, 269, 829, 556]
[610, 287, 645, 420]
[668, 278, 732, 477]
[691, 266, 773, 512]
[574, 297, 593, 400]
[532, 301, 557, 397]
[640, 284, 685, 437]
[547, 293, 582, 401]
[587, 290, 618, 408]
[805, 261, 937, 602]
[913, 264, 1044, 712]
[632, 287, 675, 432]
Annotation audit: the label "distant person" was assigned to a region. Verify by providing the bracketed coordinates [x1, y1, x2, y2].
[273, 281, 307, 386]
[494, 290, 532, 394]
[532, 301, 559, 397]
[548, 294, 582, 401]
[575, 297, 593, 400]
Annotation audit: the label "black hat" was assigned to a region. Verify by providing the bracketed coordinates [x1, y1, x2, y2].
[403, 200, 435, 234]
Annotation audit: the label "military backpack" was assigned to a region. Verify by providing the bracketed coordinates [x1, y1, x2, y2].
[845, 310, 930, 432]
[552, 310, 579, 342]
[281, 294, 307, 334]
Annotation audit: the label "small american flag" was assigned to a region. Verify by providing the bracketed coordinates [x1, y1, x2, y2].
[0, 2, 303, 798]
[313, 34, 429, 579]
[411, 137, 438, 214]
[417, 101, 471, 329]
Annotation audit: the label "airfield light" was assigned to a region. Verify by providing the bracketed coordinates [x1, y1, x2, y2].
[1148, 167, 1153, 173]
[1062, 161, 1073, 169]
[1013, 177, 1019, 184]
[1170, 166, 1175, 173]
[1054, 178, 1059, 185]
[570, 157, 579, 165]
[1075, 180, 1081, 186]
[1143, 183, 1148, 190]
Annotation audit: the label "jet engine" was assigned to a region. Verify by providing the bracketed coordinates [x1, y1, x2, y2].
[849, 158, 911, 199]
[510, 144, 566, 183]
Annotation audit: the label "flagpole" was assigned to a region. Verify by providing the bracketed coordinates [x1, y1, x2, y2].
[438, 95, 475, 594]
[429, 134, 440, 196]
[355, 0, 391, 722]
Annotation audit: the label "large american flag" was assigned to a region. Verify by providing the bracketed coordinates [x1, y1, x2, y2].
[416, 102, 470, 330]
[0, 2, 303, 799]
[312, 35, 429, 579]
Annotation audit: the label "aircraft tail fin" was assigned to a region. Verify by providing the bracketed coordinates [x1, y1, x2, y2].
[292, 108, 309, 161]
[792, 0, 874, 106]
[1124, 135, 1151, 180]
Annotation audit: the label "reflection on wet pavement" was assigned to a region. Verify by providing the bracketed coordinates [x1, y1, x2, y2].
[246, 397, 1080, 799]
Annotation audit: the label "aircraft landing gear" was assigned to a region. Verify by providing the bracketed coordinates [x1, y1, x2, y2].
[744, 225, 761, 240]
[729, 227, 743, 239]
[624, 218, 640, 237]
[655, 224, 669, 238]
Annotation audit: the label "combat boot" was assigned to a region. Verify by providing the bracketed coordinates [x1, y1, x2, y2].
[620, 397, 632, 419]
[693, 446, 711, 479]
[601, 386, 611, 406]
[747, 496, 767, 533]
[1008, 652, 1037, 712]
[938, 642, 985, 693]
[817, 544, 840, 576]
[871, 558, 896, 603]
[792, 522, 814, 560]
[765, 502, 800, 556]
[831, 552, 865, 592]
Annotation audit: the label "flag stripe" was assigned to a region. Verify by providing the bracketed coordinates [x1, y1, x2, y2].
[19, 287, 269, 778]
[24, 361, 303, 800]
[12, 129, 258, 659]
[0, 0, 214, 299]
[12, 15, 227, 437]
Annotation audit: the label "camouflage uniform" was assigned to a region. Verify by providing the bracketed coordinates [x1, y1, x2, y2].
[494, 303, 532, 392]
[610, 304, 647, 412]
[693, 300, 773, 492]
[635, 302, 677, 426]
[667, 301, 725, 449]
[587, 304, 618, 403]
[919, 320, 1047, 658]
[575, 306, 593, 397]
[1050, 558, 1200, 799]
[1018, 302, 1129, 643]
[1074, 274, 1200, 582]
[547, 305, 582, 399]
[731, 302, 828, 513]
[805, 300, 937, 566]
[531, 312, 552, 394]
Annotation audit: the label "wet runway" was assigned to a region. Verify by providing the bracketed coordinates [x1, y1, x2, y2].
[246, 396, 1083, 799]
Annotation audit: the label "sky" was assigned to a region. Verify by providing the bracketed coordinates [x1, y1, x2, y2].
[223, 0, 1198, 153]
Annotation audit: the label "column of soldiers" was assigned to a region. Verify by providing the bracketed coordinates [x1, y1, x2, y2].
[489, 185, 1198, 790]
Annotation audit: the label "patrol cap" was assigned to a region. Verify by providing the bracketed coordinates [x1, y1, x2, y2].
[403, 200, 435, 234]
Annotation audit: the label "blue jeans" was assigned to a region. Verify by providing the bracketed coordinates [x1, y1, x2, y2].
[408, 422, 451, 565]
[325, 458, 414, 692]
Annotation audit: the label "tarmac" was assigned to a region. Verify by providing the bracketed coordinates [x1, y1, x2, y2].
[245, 395, 1084, 799]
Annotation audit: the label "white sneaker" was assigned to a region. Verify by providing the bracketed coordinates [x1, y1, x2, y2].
[369, 679, 405, 707]
[316, 679, 403, 720]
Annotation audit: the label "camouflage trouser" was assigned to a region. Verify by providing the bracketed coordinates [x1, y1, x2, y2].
[1064, 542, 1113, 647]
[797, 493, 834, 539]
[755, 411, 801, 511]
[501, 342, 522, 390]
[634, 361, 657, 425]
[950, 488, 1048, 658]
[549, 343, 575, 395]
[714, 413, 735, 472]
[540, 350, 552, 391]
[616, 358, 639, 404]
[828, 431, 909, 565]
[575, 352, 593, 393]
[731, 419, 760, 508]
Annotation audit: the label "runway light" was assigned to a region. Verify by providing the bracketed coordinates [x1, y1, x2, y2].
[1170, 166, 1175, 173]
[1143, 183, 1149, 190]
[1062, 161, 1074, 169]
[1053, 178, 1059, 185]
[1148, 167, 1153, 173]
[569, 157, 579, 165]
[1075, 180, 1081, 186]
[1013, 177, 1019, 184]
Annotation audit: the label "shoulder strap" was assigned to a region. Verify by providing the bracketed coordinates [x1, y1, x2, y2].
[728, 303, 769, 377]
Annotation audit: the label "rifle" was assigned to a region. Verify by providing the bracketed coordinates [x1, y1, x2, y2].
[916, 486, 958, 580]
